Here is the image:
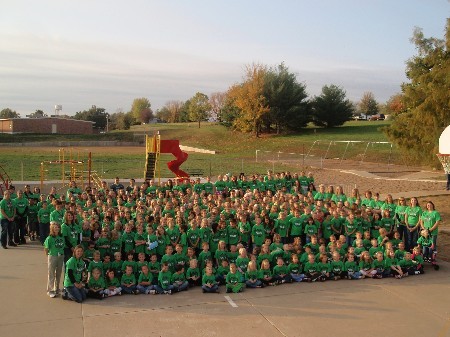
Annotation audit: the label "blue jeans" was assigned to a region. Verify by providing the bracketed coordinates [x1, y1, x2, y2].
[202, 284, 219, 293]
[347, 271, 363, 279]
[121, 284, 137, 294]
[346, 236, 354, 247]
[137, 284, 155, 294]
[397, 225, 407, 242]
[1, 218, 15, 246]
[173, 281, 189, 292]
[154, 285, 174, 294]
[66, 286, 87, 303]
[39, 223, 50, 245]
[405, 228, 418, 251]
[291, 273, 305, 282]
[245, 279, 262, 288]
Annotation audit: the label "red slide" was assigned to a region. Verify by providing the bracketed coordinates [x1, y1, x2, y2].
[159, 140, 189, 179]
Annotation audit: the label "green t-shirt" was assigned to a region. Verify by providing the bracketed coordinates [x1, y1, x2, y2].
[226, 272, 242, 285]
[88, 260, 104, 273]
[0, 198, 15, 219]
[13, 197, 29, 216]
[304, 262, 318, 273]
[138, 272, 153, 284]
[50, 209, 65, 225]
[88, 276, 105, 290]
[421, 210, 440, 236]
[106, 277, 120, 288]
[344, 261, 358, 273]
[251, 224, 266, 246]
[288, 262, 302, 274]
[61, 223, 82, 249]
[64, 257, 86, 287]
[405, 206, 422, 227]
[121, 273, 136, 285]
[330, 260, 344, 273]
[158, 270, 172, 289]
[273, 264, 289, 276]
[44, 235, 65, 256]
[38, 208, 51, 224]
[121, 232, 135, 253]
[202, 273, 217, 285]
[398, 259, 414, 269]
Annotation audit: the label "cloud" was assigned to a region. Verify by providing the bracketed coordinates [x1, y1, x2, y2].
[0, 33, 405, 115]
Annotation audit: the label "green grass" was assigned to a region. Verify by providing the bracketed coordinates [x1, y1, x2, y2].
[0, 121, 399, 182]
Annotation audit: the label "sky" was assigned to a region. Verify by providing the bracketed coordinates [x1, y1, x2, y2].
[0, 0, 448, 116]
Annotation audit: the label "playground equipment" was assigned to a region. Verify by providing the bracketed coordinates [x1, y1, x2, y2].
[0, 164, 11, 197]
[145, 134, 189, 183]
[40, 148, 94, 192]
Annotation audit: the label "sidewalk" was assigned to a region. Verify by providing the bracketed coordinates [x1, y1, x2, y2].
[1, 241, 449, 337]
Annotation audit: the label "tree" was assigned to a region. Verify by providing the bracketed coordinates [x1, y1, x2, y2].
[160, 100, 185, 123]
[27, 109, 47, 118]
[0, 108, 19, 118]
[312, 84, 354, 128]
[74, 106, 107, 129]
[358, 92, 379, 116]
[384, 93, 405, 116]
[264, 63, 310, 133]
[227, 63, 270, 137]
[188, 92, 211, 128]
[131, 98, 153, 124]
[384, 20, 450, 165]
[111, 111, 134, 130]
[219, 95, 241, 127]
[209, 92, 226, 122]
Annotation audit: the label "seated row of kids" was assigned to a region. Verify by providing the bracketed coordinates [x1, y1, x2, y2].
[42, 173, 440, 302]
[56, 227, 426, 302]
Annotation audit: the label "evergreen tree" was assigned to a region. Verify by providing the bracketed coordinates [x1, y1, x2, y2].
[384, 19, 450, 164]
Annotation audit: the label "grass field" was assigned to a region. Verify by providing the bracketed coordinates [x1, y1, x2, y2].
[0, 120, 401, 181]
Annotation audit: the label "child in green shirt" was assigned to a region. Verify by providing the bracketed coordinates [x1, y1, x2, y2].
[87, 267, 106, 299]
[120, 265, 138, 294]
[202, 266, 220, 293]
[171, 264, 189, 292]
[225, 263, 244, 293]
[156, 262, 174, 294]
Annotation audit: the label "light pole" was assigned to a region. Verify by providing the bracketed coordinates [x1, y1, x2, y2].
[105, 113, 109, 132]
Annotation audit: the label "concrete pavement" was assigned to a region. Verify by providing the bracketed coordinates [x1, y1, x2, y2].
[1, 241, 449, 337]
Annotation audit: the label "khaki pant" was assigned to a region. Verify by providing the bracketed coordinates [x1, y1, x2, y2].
[47, 255, 64, 293]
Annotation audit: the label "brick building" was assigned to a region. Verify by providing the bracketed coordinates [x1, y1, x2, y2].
[0, 118, 94, 134]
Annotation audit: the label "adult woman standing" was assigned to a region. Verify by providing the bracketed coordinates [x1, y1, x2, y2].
[394, 197, 408, 242]
[420, 201, 441, 251]
[0, 191, 16, 248]
[44, 222, 65, 298]
[404, 197, 422, 252]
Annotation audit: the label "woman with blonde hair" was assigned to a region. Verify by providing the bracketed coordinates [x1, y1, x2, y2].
[44, 222, 65, 298]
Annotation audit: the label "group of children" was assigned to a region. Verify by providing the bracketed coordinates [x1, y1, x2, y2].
[37, 172, 442, 302]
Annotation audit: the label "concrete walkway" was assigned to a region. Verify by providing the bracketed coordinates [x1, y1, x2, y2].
[1, 241, 449, 337]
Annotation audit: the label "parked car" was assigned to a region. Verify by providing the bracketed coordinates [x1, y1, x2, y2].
[353, 114, 368, 121]
[370, 114, 385, 121]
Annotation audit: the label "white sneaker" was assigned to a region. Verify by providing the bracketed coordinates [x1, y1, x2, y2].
[49, 292, 56, 298]
[149, 290, 156, 295]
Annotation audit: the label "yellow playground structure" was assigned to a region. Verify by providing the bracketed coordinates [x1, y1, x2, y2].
[40, 148, 101, 192]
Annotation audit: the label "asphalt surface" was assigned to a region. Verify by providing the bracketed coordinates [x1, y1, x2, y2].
[1, 240, 449, 337]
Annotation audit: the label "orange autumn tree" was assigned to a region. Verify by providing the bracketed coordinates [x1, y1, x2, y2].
[227, 63, 270, 137]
